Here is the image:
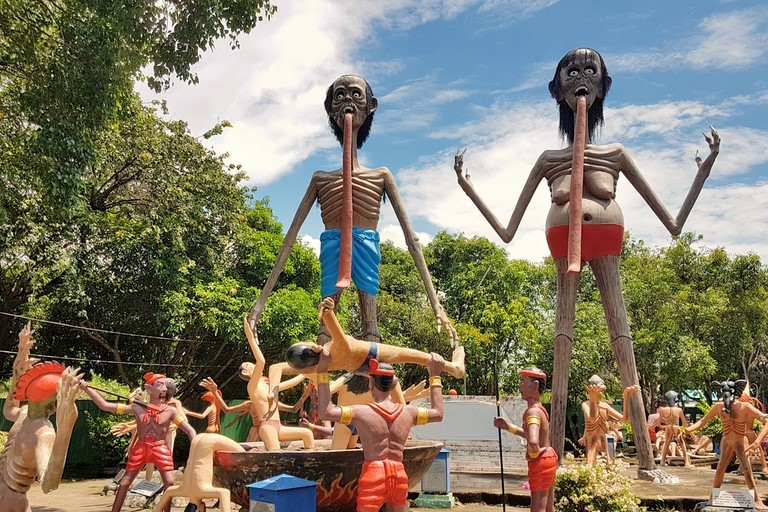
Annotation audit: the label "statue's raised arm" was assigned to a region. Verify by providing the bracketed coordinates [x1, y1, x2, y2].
[620, 126, 720, 236]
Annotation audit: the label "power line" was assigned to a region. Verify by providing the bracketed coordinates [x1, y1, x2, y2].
[0, 349, 240, 370]
[0, 311, 231, 346]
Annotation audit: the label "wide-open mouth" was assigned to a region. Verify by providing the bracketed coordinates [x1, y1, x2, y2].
[342, 105, 354, 114]
[574, 85, 589, 96]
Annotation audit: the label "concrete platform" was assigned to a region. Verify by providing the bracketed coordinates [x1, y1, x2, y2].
[446, 458, 768, 511]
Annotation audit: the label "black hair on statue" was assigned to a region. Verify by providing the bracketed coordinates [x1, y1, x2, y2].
[549, 48, 611, 145]
[286, 343, 321, 370]
[370, 362, 395, 393]
[343, 373, 371, 395]
[324, 75, 375, 149]
[165, 379, 177, 400]
[713, 379, 748, 414]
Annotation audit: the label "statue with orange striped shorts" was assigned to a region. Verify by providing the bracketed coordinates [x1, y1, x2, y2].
[494, 368, 557, 512]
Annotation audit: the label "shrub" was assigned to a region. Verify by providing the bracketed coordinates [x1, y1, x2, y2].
[0, 430, 7, 451]
[555, 458, 641, 512]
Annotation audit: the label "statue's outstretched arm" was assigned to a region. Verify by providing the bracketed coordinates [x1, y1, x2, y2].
[383, 168, 458, 344]
[454, 149, 546, 244]
[40, 367, 82, 493]
[685, 402, 721, 434]
[621, 127, 720, 236]
[244, 317, 266, 377]
[248, 177, 318, 330]
[5, 322, 39, 422]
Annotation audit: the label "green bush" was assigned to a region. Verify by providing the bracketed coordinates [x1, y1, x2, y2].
[0, 430, 7, 451]
[555, 459, 641, 512]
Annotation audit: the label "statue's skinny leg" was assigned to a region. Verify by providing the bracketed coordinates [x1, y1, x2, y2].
[590, 255, 656, 473]
[358, 289, 381, 343]
[551, 257, 578, 461]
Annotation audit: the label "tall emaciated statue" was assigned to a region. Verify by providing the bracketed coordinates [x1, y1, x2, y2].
[454, 47, 720, 478]
[249, 74, 456, 347]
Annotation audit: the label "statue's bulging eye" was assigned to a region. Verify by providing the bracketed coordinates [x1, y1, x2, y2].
[568, 69, 578, 77]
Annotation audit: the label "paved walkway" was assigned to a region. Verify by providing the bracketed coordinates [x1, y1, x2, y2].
[26, 462, 768, 511]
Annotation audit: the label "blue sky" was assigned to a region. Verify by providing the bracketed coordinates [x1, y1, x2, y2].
[142, 0, 768, 263]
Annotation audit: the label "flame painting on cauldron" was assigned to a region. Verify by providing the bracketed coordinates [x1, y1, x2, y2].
[213, 438, 443, 512]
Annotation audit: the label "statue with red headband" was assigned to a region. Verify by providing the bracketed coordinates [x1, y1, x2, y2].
[494, 367, 557, 512]
[317, 349, 445, 512]
[79, 371, 196, 512]
[0, 323, 82, 512]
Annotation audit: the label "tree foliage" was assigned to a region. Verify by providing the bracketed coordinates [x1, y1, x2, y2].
[0, 0, 276, 201]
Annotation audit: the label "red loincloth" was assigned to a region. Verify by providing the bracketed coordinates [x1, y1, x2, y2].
[527, 447, 558, 492]
[125, 436, 174, 472]
[356, 459, 409, 511]
[546, 224, 624, 261]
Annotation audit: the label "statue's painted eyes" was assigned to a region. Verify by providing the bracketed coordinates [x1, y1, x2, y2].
[353, 91, 362, 99]
[568, 69, 579, 77]
[335, 91, 345, 100]
[584, 68, 596, 76]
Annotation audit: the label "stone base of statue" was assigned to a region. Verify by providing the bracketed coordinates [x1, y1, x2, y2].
[637, 468, 680, 483]
[693, 487, 758, 511]
[695, 504, 758, 512]
[414, 492, 455, 508]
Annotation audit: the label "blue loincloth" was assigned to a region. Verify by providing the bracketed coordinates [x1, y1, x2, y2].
[320, 228, 381, 297]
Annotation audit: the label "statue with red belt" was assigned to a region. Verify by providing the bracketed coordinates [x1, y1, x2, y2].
[317, 349, 445, 512]
[494, 367, 557, 512]
[79, 372, 196, 512]
[455, 47, 720, 478]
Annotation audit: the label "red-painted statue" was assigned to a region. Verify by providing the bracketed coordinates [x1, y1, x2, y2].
[494, 368, 557, 512]
[317, 351, 445, 512]
[455, 47, 719, 478]
[79, 372, 196, 512]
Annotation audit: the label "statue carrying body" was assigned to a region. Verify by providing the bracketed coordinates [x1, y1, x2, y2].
[454, 47, 720, 476]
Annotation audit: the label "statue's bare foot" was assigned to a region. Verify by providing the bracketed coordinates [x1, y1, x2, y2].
[637, 468, 679, 483]
[448, 345, 465, 379]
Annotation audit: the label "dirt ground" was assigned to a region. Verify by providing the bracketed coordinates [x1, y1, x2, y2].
[26, 461, 768, 512]
[26, 478, 526, 512]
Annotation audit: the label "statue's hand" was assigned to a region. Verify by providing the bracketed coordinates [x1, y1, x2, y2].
[110, 421, 136, 437]
[695, 125, 720, 170]
[436, 307, 459, 348]
[402, 380, 429, 403]
[200, 377, 218, 392]
[56, 367, 83, 430]
[493, 416, 509, 431]
[623, 384, 640, 400]
[454, 149, 471, 185]
[319, 297, 335, 316]
[578, 436, 586, 446]
[244, 317, 259, 346]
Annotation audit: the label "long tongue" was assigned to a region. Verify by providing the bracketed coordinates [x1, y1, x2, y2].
[567, 95, 587, 274]
[336, 113, 354, 290]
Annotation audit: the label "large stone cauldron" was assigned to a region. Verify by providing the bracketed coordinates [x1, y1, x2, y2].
[213, 439, 443, 512]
